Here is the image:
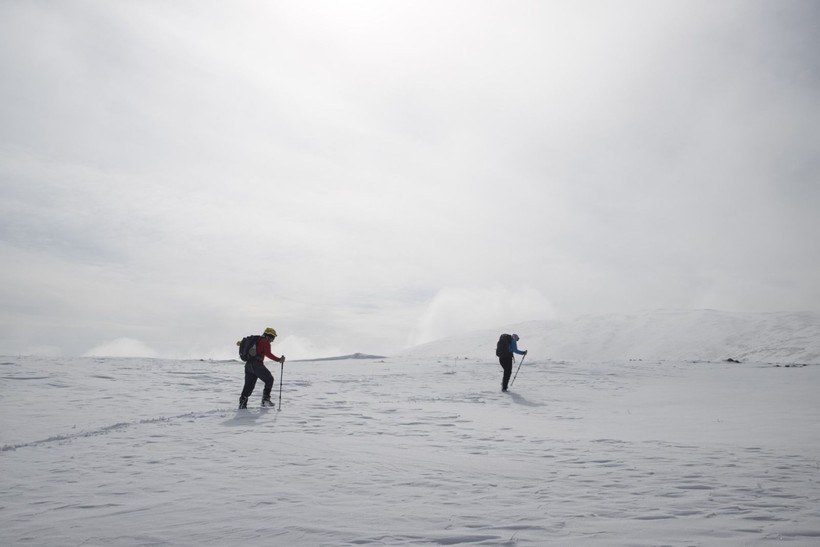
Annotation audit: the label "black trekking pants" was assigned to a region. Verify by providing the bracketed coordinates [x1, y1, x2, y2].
[240, 360, 274, 400]
[499, 353, 513, 390]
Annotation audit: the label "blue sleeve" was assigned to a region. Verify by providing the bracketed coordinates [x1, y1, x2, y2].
[510, 339, 526, 355]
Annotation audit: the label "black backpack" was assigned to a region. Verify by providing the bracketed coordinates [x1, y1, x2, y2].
[496, 333, 512, 357]
[238, 335, 262, 362]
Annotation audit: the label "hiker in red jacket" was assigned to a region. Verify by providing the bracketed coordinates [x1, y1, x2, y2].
[239, 327, 285, 409]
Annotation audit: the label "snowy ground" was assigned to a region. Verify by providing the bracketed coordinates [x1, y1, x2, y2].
[2, 351, 820, 546]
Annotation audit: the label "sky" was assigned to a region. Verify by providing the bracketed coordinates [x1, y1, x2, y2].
[1, 0, 819, 359]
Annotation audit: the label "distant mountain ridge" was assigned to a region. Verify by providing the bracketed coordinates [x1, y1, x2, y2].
[293, 352, 386, 362]
[400, 310, 820, 364]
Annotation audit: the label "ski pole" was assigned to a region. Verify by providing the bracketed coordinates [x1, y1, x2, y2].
[510, 354, 526, 387]
[278, 357, 285, 411]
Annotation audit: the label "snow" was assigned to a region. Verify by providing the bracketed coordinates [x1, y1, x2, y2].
[402, 310, 820, 365]
[2, 311, 820, 546]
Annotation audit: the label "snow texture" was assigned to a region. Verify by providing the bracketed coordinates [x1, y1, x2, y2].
[2, 311, 819, 546]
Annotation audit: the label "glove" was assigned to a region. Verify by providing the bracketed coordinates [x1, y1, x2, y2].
[524, 350, 528, 356]
[280, 356, 286, 364]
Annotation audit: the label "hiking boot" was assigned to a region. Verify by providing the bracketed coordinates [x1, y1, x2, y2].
[261, 398, 275, 408]
[238, 396, 248, 409]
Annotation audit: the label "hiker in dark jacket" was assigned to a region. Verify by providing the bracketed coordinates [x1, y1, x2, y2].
[239, 327, 285, 409]
[498, 333, 527, 392]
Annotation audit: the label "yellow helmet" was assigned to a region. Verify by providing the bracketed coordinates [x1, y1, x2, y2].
[263, 327, 278, 338]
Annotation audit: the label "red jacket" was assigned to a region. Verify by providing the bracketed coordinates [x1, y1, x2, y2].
[256, 337, 282, 363]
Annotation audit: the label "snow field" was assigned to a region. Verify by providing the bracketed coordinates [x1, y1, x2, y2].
[2, 354, 820, 546]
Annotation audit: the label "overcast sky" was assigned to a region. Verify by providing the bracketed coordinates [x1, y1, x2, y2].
[1, 1, 818, 359]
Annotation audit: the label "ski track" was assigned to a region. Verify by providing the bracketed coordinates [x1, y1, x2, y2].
[1, 357, 819, 546]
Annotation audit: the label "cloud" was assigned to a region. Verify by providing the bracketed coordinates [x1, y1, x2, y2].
[1, 1, 818, 358]
[410, 286, 556, 346]
[83, 338, 159, 358]
[275, 334, 342, 361]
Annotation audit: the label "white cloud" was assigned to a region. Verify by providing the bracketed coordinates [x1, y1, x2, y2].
[1, 1, 818, 357]
[83, 338, 159, 358]
[274, 334, 343, 361]
[410, 286, 556, 347]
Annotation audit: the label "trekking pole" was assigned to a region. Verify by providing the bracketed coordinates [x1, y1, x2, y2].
[510, 354, 526, 387]
[278, 357, 285, 411]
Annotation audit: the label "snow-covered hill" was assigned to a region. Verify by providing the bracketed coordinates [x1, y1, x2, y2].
[400, 309, 820, 364]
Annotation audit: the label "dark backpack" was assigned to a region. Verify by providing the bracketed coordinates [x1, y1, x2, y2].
[238, 335, 262, 362]
[496, 333, 512, 357]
